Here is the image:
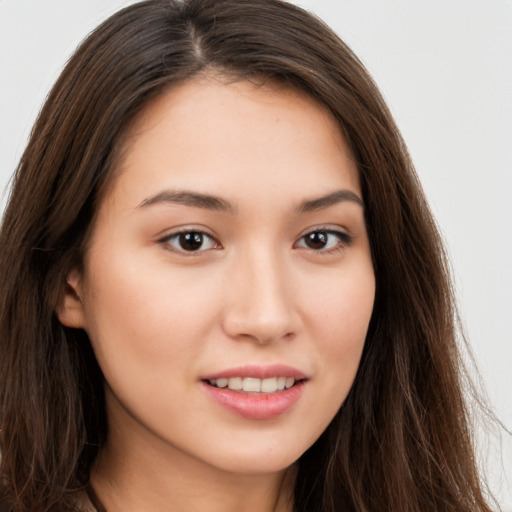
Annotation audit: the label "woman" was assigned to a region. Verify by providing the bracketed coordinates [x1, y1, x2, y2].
[0, 0, 496, 511]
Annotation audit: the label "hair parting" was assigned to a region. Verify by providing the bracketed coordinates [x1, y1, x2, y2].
[0, 1, 498, 511]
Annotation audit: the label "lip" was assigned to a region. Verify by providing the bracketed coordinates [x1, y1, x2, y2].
[202, 380, 306, 420]
[201, 364, 309, 420]
[202, 364, 308, 381]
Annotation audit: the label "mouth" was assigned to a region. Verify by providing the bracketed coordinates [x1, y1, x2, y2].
[204, 376, 304, 394]
[201, 365, 308, 420]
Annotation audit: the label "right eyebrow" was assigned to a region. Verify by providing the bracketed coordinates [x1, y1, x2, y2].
[297, 189, 364, 213]
[137, 190, 237, 214]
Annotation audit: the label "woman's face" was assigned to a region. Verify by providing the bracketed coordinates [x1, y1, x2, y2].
[60, 78, 375, 475]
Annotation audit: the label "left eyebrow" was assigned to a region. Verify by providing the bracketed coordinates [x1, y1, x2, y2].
[137, 190, 237, 214]
[297, 190, 364, 213]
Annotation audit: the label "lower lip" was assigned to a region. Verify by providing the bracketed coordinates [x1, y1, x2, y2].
[202, 381, 306, 420]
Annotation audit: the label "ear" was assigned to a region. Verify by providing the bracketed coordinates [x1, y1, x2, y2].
[56, 268, 87, 329]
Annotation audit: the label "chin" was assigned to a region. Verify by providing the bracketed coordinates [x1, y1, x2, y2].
[197, 433, 314, 476]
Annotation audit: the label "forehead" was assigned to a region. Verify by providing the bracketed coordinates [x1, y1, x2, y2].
[104, 76, 360, 211]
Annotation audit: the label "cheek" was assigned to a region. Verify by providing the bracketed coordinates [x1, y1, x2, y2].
[307, 257, 374, 332]
[81, 253, 223, 386]
[284, 262, 374, 449]
[304, 262, 375, 385]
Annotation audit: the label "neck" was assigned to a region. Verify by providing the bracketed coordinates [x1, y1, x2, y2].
[91, 449, 295, 512]
[90, 394, 295, 512]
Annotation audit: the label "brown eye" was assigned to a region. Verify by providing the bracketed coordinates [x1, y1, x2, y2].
[179, 232, 204, 251]
[295, 229, 353, 253]
[304, 231, 328, 249]
[162, 231, 219, 253]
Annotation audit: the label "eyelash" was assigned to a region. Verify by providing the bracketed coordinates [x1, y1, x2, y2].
[159, 227, 353, 255]
[294, 228, 354, 255]
[159, 230, 220, 255]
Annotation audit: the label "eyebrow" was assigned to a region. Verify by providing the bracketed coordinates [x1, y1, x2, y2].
[138, 190, 237, 214]
[138, 188, 363, 214]
[297, 190, 364, 213]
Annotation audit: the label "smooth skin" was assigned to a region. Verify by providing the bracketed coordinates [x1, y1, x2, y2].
[59, 77, 375, 512]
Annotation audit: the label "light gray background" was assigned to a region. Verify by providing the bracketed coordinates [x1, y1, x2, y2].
[1, 0, 511, 507]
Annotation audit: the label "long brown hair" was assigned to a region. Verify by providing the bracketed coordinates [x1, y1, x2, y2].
[0, 1, 494, 511]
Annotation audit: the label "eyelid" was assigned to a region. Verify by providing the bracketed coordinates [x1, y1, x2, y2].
[155, 224, 353, 256]
[157, 227, 222, 254]
[294, 225, 354, 253]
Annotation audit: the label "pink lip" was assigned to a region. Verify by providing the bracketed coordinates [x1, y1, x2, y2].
[202, 364, 307, 381]
[201, 365, 308, 420]
[202, 380, 306, 420]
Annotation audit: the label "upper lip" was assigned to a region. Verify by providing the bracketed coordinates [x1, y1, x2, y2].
[201, 364, 308, 381]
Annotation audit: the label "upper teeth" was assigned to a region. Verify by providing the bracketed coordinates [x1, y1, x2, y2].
[208, 377, 296, 393]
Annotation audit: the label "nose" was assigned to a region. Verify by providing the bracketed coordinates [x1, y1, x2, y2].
[222, 247, 299, 344]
